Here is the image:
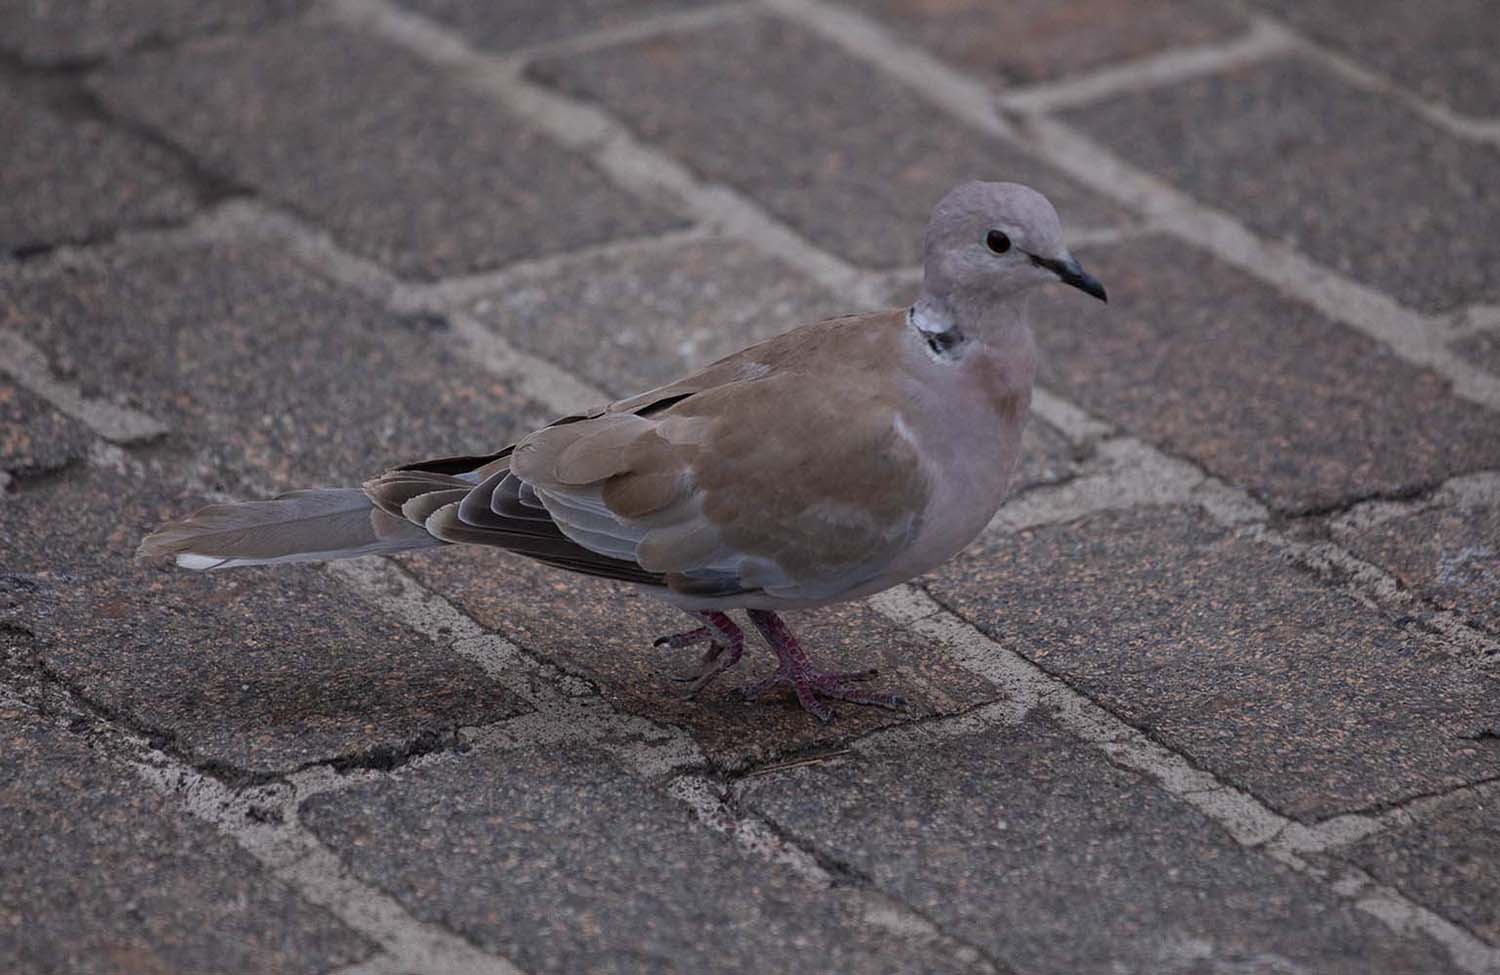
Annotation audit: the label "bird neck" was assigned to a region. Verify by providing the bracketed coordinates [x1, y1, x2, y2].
[910, 288, 1033, 360]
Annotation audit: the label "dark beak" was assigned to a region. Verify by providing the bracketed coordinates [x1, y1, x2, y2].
[1031, 254, 1108, 303]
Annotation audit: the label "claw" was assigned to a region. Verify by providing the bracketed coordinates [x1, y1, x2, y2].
[741, 610, 910, 722]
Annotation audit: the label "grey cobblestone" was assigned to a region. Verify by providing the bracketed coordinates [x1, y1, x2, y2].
[4, 0, 1500, 970]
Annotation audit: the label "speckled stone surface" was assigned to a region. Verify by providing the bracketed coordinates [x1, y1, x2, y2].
[1345, 787, 1500, 944]
[1335, 490, 1500, 634]
[1062, 56, 1500, 312]
[741, 715, 1460, 974]
[0, 381, 92, 478]
[393, 0, 717, 53]
[845, 0, 1247, 85]
[94, 22, 686, 279]
[530, 14, 1125, 269]
[301, 744, 981, 975]
[1453, 329, 1500, 379]
[0, 705, 373, 974]
[0, 466, 530, 780]
[0, 87, 198, 254]
[1028, 234, 1500, 512]
[0, 0, 303, 64]
[399, 546, 998, 770]
[1250, 0, 1500, 119]
[926, 505, 1500, 820]
[1, 239, 555, 491]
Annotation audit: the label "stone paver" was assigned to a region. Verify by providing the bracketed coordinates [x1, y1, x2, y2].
[0, 87, 198, 255]
[846, 0, 1246, 85]
[1346, 787, 1500, 945]
[0, 704, 372, 974]
[0, 465, 530, 780]
[1250, 0, 1500, 120]
[0, 381, 92, 479]
[927, 504, 1500, 820]
[1454, 329, 1500, 379]
[741, 715, 1459, 975]
[0, 0, 303, 64]
[467, 236, 849, 397]
[395, 0, 715, 53]
[1029, 234, 1500, 513]
[1062, 55, 1500, 313]
[2, 239, 555, 489]
[1335, 488, 1500, 634]
[95, 22, 686, 280]
[401, 547, 997, 769]
[302, 743, 981, 975]
[530, 14, 1125, 270]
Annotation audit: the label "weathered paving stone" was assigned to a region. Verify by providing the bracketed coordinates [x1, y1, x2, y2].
[0, 88, 197, 254]
[1333, 480, 1500, 634]
[1250, 0, 1500, 120]
[402, 546, 997, 770]
[467, 236, 849, 397]
[2, 238, 556, 490]
[1453, 329, 1500, 379]
[0, 465, 530, 780]
[844, 0, 1246, 85]
[1345, 787, 1500, 945]
[302, 744, 979, 975]
[95, 22, 686, 280]
[530, 14, 1125, 270]
[0, 381, 91, 478]
[394, 0, 716, 53]
[0, 0, 303, 64]
[1062, 56, 1500, 313]
[0, 705, 373, 974]
[1028, 234, 1500, 512]
[927, 505, 1500, 820]
[740, 716, 1461, 975]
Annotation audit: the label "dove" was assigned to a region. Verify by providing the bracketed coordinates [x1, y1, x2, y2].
[139, 181, 1106, 722]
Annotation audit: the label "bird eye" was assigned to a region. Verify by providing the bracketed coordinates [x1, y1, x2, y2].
[986, 230, 1011, 254]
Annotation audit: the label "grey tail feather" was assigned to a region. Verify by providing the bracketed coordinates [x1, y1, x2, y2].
[137, 487, 444, 570]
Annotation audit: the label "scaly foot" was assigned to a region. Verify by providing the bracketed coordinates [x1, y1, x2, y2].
[652, 611, 745, 697]
[743, 609, 911, 723]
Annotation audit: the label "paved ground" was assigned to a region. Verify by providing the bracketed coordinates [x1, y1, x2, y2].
[2, 0, 1499, 972]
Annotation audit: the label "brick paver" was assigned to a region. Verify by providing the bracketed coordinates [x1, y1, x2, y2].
[95, 22, 686, 279]
[0, 87, 198, 255]
[0, 704, 371, 973]
[4, 0, 1500, 971]
[530, 14, 1125, 269]
[1061, 56, 1500, 313]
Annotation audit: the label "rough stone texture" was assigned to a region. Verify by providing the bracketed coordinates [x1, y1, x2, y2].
[1, 242, 549, 777]
[1, 239, 555, 491]
[0, 705, 372, 974]
[0, 465, 530, 780]
[467, 236, 849, 397]
[394, 0, 715, 53]
[0, 381, 92, 478]
[926, 505, 1500, 820]
[401, 547, 997, 770]
[1251, 0, 1500, 120]
[1336, 493, 1500, 634]
[95, 22, 686, 280]
[530, 14, 1125, 270]
[1062, 56, 1500, 313]
[1028, 234, 1500, 513]
[302, 744, 979, 975]
[1453, 329, 1500, 378]
[0, 0, 303, 64]
[1346, 787, 1500, 945]
[0, 87, 198, 254]
[846, 0, 1246, 85]
[741, 716, 1459, 975]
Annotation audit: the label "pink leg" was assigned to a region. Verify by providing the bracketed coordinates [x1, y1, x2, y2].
[742, 609, 911, 723]
[652, 611, 745, 697]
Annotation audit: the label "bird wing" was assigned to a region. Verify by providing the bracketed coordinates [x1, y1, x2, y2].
[367, 309, 932, 601]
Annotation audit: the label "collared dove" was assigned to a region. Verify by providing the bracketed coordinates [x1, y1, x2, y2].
[140, 181, 1106, 721]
